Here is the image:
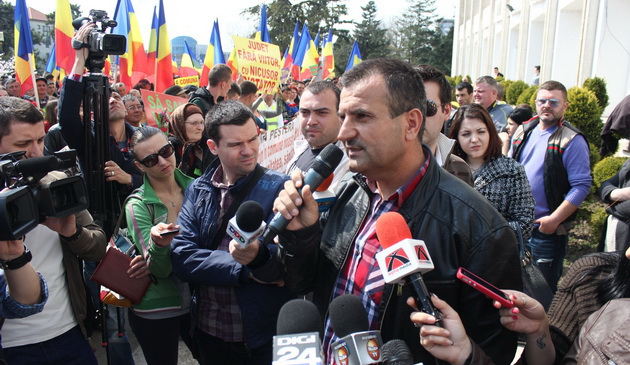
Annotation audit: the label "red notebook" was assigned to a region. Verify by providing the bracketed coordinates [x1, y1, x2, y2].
[91, 247, 151, 304]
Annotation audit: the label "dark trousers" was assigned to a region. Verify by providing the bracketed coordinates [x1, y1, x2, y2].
[3, 325, 97, 365]
[193, 328, 272, 365]
[527, 228, 568, 293]
[128, 309, 192, 365]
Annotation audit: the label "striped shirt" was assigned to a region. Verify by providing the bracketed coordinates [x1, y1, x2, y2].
[324, 153, 431, 363]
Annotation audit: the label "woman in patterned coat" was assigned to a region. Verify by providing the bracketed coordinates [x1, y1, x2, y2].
[450, 103, 535, 240]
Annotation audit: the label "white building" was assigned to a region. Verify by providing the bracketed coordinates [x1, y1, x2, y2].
[451, 0, 630, 115]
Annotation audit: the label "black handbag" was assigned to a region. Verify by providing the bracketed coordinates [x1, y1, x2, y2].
[514, 225, 554, 311]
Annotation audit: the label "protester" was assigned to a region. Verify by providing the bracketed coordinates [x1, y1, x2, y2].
[257, 93, 284, 131]
[284, 81, 349, 191]
[122, 94, 146, 128]
[598, 157, 630, 252]
[43, 99, 58, 133]
[455, 81, 474, 107]
[114, 82, 127, 97]
[0, 96, 106, 365]
[164, 85, 189, 99]
[171, 100, 295, 365]
[46, 81, 58, 98]
[4, 79, 21, 98]
[35, 77, 53, 109]
[225, 82, 241, 101]
[124, 126, 195, 365]
[189, 64, 232, 116]
[280, 86, 298, 121]
[511, 81, 592, 292]
[239, 81, 283, 132]
[499, 106, 533, 155]
[474, 76, 514, 132]
[450, 103, 535, 240]
[273, 58, 522, 364]
[168, 103, 214, 177]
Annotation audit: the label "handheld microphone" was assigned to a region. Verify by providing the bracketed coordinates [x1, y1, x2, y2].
[260, 143, 344, 245]
[312, 173, 335, 213]
[227, 201, 266, 248]
[375, 212, 442, 322]
[273, 299, 324, 365]
[329, 294, 383, 365]
[381, 339, 413, 365]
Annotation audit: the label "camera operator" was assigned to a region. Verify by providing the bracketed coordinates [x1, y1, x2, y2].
[0, 97, 106, 364]
[58, 22, 142, 203]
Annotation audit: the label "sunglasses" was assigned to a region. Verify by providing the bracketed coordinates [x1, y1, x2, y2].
[138, 143, 174, 167]
[536, 98, 561, 108]
[425, 99, 439, 117]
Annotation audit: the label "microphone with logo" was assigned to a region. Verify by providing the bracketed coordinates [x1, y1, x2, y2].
[374, 211, 442, 323]
[260, 143, 344, 245]
[312, 173, 335, 213]
[329, 294, 383, 365]
[273, 299, 324, 365]
[227, 200, 266, 249]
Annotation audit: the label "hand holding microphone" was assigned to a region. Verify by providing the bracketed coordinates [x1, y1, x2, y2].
[228, 201, 266, 266]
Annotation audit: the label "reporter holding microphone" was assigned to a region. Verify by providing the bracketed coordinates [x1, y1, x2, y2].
[273, 59, 522, 364]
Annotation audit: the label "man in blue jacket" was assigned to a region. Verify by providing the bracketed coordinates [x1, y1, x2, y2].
[171, 100, 295, 365]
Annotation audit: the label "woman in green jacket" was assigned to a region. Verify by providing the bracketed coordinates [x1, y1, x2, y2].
[125, 126, 195, 365]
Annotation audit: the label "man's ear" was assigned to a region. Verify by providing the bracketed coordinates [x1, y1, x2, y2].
[405, 109, 424, 141]
[207, 139, 218, 155]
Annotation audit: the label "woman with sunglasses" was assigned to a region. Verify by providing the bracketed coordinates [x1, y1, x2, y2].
[168, 103, 214, 178]
[449, 104, 535, 241]
[124, 126, 195, 365]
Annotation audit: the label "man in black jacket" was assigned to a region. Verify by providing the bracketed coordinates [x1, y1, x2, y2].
[189, 64, 232, 116]
[272, 59, 522, 365]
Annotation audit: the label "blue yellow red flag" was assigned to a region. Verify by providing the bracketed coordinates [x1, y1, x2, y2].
[155, 0, 173, 92]
[14, 0, 36, 96]
[345, 41, 363, 72]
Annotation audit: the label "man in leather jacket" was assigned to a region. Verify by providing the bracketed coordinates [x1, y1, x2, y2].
[272, 59, 523, 365]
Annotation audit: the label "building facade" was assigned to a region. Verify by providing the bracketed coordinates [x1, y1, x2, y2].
[452, 0, 630, 115]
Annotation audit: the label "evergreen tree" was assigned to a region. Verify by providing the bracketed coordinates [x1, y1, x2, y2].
[394, 0, 440, 65]
[0, 0, 15, 58]
[354, 1, 391, 60]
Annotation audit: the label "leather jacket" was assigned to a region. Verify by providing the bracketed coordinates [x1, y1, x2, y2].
[562, 298, 630, 365]
[279, 149, 523, 365]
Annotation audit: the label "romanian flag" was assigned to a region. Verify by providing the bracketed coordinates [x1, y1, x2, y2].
[14, 0, 35, 96]
[146, 6, 158, 82]
[179, 41, 198, 77]
[200, 20, 226, 87]
[280, 21, 300, 82]
[113, 0, 148, 86]
[45, 43, 56, 74]
[226, 48, 238, 81]
[155, 0, 173, 92]
[55, 0, 75, 73]
[345, 41, 362, 72]
[316, 30, 335, 81]
[255, 4, 270, 43]
[293, 24, 319, 81]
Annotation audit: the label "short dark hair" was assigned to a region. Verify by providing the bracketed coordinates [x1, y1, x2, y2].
[449, 104, 502, 161]
[304, 81, 341, 110]
[204, 100, 255, 144]
[0, 97, 44, 141]
[508, 107, 533, 125]
[239, 81, 258, 97]
[130, 126, 165, 160]
[538, 80, 568, 101]
[341, 58, 427, 119]
[475, 76, 498, 91]
[534, 65, 540, 72]
[228, 82, 241, 96]
[414, 64, 452, 108]
[456, 81, 473, 94]
[208, 64, 233, 87]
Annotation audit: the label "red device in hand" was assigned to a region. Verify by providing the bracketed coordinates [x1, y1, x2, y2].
[456, 267, 514, 308]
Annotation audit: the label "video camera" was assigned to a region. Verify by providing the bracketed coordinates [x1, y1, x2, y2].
[0, 150, 89, 240]
[72, 9, 126, 72]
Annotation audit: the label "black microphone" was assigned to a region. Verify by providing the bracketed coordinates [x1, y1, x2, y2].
[273, 299, 324, 365]
[329, 294, 383, 365]
[260, 143, 344, 245]
[227, 201, 266, 248]
[381, 339, 413, 365]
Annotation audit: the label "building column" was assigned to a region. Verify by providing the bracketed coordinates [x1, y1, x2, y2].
[540, 0, 559, 82]
[577, 0, 600, 84]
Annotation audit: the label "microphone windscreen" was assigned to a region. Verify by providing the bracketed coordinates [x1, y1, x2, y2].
[315, 173, 334, 192]
[375, 212, 412, 248]
[14, 156, 60, 175]
[235, 200, 264, 232]
[329, 294, 369, 338]
[311, 144, 344, 178]
[381, 339, 413, 365]
[276, 299, 323, 339]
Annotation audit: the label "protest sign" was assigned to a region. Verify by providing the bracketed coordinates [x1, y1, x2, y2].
[232, 36, 281, 94]
[174, 75, 200, 87]
[140, 90, 187, 130]
[257, 119, 303, 172]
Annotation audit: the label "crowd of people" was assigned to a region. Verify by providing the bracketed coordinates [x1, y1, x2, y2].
[0, 21, 628, 365]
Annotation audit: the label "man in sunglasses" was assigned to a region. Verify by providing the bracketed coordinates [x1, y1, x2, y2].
[415, 65, 472, 186]
[511, 80, 592, 292]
